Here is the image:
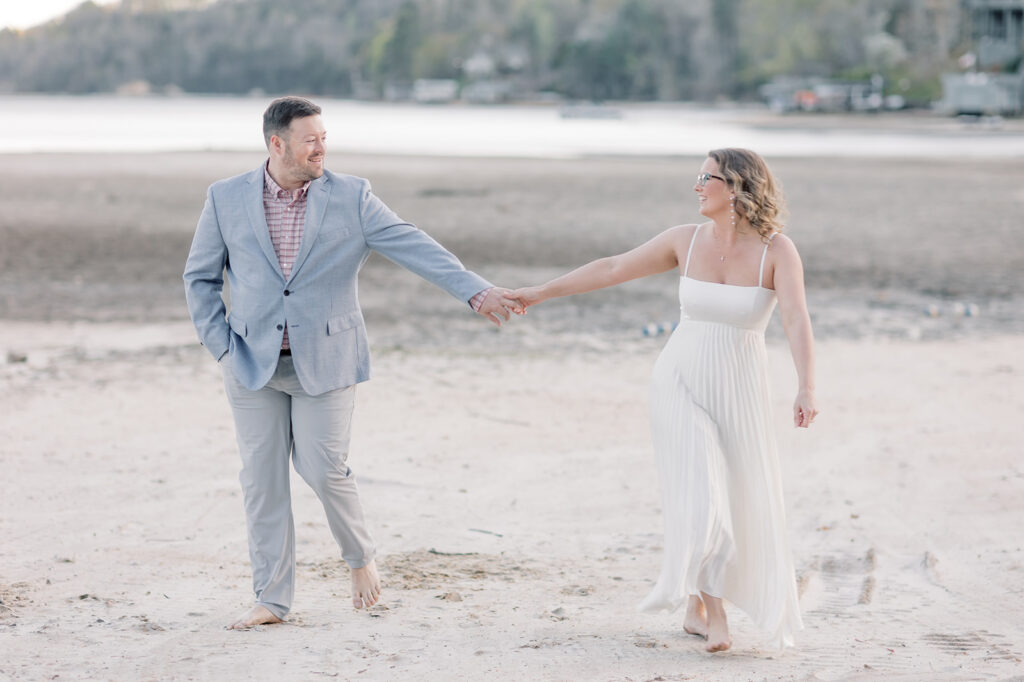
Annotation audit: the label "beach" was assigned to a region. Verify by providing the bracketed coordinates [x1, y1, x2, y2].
[1, 149, 1022, 681]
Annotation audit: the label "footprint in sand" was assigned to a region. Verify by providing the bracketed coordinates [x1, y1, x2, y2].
[799, 547, 877, 613]
[0, 581, 32, 618]
[923, 630, 1022, 667]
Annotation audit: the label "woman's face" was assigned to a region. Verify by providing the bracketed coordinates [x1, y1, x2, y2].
[694, 157, 731, 219]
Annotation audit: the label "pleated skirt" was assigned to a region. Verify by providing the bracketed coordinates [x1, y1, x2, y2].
[637, 319, 803, 649]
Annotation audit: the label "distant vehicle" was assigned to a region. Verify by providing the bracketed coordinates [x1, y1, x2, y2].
[760, 76, 897, 113]
[937, 72, 1023, 116]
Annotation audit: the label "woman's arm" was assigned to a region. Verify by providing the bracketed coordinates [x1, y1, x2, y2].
[513, 225, 691, 308]
[771, 235, 819, 428]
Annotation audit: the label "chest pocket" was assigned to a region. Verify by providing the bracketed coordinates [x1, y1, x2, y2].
[315, 227, 350, 246]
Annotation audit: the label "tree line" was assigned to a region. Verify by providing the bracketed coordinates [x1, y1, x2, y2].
[0, 0, 966, 103]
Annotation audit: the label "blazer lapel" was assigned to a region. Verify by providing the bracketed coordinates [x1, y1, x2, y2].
[287, 173, 331, 283]
[244, 167, 286, 281]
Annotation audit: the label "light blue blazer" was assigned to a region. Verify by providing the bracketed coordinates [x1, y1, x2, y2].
[184, 164, 491, 396]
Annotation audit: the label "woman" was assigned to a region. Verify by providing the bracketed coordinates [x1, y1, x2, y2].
[510, 148, 817, 652]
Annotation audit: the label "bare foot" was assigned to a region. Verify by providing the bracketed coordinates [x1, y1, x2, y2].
[701, 592, 731, 653]
[705, 624, 732, 652]
[227, 604, 283, 630]
[352, 559, 382, 609]
[683, 595, 708, 638]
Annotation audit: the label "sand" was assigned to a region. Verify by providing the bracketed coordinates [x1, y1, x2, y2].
[0, 150, 1022, 681]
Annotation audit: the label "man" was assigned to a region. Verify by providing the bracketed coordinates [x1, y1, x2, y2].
[184, 96, 519, 629]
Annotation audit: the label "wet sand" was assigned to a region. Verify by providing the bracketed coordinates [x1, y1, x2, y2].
[0, 151, 1020, 337]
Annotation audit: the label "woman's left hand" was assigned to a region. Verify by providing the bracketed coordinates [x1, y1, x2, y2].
[793, 389, 818, 428]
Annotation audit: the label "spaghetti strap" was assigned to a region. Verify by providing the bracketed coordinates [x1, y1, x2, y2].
[758, 233, 777, 288]
[683, 224, 703, 278]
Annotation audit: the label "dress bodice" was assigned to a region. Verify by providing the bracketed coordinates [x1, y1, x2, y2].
[679, 277, 778, 332]
[677, 223, 779, 333]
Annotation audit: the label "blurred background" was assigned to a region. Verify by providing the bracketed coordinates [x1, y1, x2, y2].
[1, 0, 1023, 114]
[0, 0, 1022, 340]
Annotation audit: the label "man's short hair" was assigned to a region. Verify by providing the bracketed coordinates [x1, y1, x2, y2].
[263, 96, 322, 147]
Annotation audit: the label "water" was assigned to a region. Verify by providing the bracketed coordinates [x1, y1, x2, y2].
[3, 94, 1024, 158]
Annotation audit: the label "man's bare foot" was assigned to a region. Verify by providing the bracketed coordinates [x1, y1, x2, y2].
[701, 592, 731, 652]
[683, 595, 708, 638]
[227, 604, 283, 630]
[352, 559, 382, 609]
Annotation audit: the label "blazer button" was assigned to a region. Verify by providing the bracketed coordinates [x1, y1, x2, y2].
[283, 289, 290, 296]
[276, 324, 283, 331]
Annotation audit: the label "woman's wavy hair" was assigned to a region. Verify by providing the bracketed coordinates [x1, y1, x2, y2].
[708, 148, 786, 242]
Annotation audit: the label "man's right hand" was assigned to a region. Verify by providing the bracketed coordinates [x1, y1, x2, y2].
[475, 287, 525, 327]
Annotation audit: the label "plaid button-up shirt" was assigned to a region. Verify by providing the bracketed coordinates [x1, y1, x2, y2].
[263, 163, 311, 350]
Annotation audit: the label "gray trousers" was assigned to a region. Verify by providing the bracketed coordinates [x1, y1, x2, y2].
[222, 355, 375, 619]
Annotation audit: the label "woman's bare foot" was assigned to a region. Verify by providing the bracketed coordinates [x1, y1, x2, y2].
[683, 595, 708, 638]
[352, 559, 382, 609]
[227, 604, 283, 630]
[705, 622, 732, 652]
[701, 592, 732, 653]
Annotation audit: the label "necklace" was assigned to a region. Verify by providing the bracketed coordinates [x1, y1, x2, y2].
[711, 224, 728, 261]
[711, 222, 756, 261]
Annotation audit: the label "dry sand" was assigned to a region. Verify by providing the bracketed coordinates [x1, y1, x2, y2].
[0, 151, 1022, 681]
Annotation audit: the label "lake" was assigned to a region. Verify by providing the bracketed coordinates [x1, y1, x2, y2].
[3, 94, 1024, 158]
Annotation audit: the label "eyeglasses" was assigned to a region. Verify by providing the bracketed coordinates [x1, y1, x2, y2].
[696, 173, 725, 187]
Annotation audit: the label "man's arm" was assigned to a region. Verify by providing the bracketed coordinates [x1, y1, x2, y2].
[183, 187, 231, 360]
[358, 183, 510, 321]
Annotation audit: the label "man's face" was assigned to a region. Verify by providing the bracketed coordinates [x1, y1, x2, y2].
[274, 114, 326, 184]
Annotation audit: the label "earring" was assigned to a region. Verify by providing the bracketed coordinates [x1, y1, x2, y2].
[729, 195, 736, 228]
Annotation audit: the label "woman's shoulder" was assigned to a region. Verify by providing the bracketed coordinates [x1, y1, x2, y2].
[766, 232, 802, 265]
[664, 222, 703, 240]
[767, 231, 797, 251]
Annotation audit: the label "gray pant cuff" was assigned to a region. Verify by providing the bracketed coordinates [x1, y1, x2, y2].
[346, 550, 376, 570]
[257, 601, 289, 620]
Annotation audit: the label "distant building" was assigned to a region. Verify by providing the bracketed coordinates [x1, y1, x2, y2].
[967, 0, 1024, 68]
[413, 79, 459, 104]
[461, 80, 512, 104]
[461, 52, 496, 80]
[939, 0, 1024, 114]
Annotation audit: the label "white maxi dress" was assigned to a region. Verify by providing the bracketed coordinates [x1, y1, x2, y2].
[637, 224, 803, 649]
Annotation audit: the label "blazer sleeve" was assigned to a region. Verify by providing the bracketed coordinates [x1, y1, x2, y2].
[183, 186, 231, 360]
[357, 182, 492, 303]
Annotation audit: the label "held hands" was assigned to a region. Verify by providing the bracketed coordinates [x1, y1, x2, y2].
[475, 287, 528, 327]
[507, 286, 545, 311]
[471, 284, 547, 327]
[793, 389, 818, 428]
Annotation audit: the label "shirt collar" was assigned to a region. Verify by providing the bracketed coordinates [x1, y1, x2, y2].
[264, 160, 311, 200]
